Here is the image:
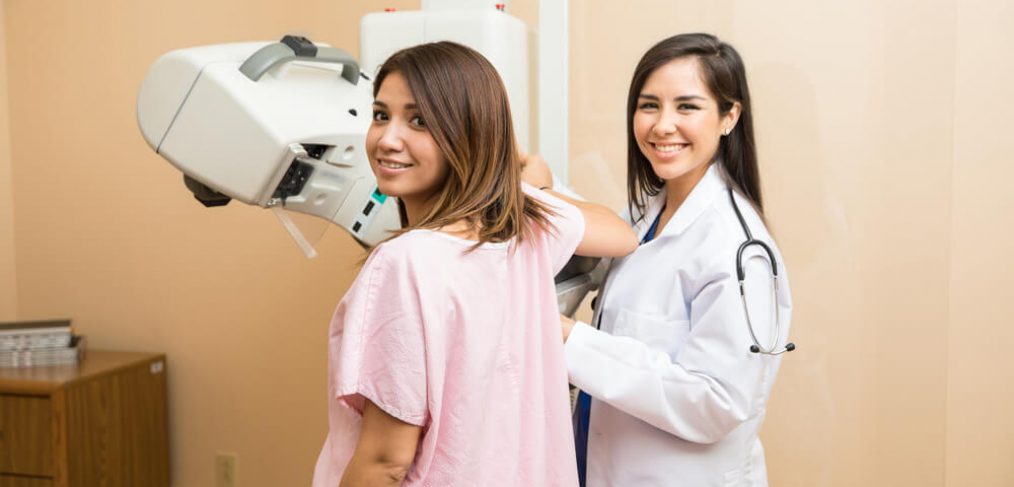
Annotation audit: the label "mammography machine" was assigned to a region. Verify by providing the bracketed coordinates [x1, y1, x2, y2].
[135, 2, 595, 316]
[137, 35, 396, 250]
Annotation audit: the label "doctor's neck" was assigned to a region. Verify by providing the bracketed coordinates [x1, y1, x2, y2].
[662, 162, 713, 214]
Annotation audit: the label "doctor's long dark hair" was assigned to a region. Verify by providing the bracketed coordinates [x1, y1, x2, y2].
[626, 33, 761, 223]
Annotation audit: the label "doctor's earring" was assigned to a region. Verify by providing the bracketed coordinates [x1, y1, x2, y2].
[723, 127, 732, 136]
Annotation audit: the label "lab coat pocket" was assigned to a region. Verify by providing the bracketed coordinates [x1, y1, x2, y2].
[614, 308, 691, 361]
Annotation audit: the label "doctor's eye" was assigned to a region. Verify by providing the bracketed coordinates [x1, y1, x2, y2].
[677, 103, 701, 111]
[372, 110, 389, 122]
[409, 115, 427, 129]
[637, 102, 659, 111]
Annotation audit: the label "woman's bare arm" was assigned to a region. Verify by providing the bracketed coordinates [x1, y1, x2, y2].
[339, 400, 422, 487]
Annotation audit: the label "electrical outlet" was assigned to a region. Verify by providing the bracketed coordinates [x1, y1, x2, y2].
[216, 452, 238, 487]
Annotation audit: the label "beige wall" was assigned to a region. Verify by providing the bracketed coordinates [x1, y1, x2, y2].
[0, 2, 16, 320]
[2, 0, 1012, 486]
[947, 1, 1014, 485]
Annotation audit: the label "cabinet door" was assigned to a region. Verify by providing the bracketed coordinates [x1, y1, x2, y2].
[0, 395, 53, 477]
[64, 361, 169, 487]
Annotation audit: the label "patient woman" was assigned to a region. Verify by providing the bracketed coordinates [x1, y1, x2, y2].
[311, 42, 637, 487]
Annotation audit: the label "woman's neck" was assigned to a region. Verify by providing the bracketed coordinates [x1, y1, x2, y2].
[402, 198, 480, 240]
[402, 196, 436, 227]
[438, 220, 481, 241]
[654, 162, 713, 235]
[663, 162, 712, 214]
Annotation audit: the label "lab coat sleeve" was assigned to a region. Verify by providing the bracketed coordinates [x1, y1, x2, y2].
[565, 251, 781, 444]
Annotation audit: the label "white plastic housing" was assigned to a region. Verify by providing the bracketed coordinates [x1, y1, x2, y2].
[360, 7, 530, 152]
[136, 41, 400, 245]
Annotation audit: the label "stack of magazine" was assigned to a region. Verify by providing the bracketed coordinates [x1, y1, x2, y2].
[0, 319, 84, 368]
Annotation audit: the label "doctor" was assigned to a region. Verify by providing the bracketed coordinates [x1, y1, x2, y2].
[552, 33, 793, 486]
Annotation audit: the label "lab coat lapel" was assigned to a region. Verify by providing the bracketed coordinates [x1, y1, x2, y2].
[633, 192, 668, 242]
[658, 163, 725, 237]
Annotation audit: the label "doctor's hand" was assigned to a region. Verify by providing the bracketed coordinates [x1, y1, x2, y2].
[521, 153, 554, 190]
[560, 314, 576, 343]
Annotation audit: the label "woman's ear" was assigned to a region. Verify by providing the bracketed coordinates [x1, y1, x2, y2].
[722, 101, 742, 135]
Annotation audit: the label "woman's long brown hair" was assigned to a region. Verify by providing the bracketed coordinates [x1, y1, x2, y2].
[372, 41, 553, 248]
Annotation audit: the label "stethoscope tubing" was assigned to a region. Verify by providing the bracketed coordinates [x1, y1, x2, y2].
[728, 188, 795, 356]
[595, 188, 795, 355]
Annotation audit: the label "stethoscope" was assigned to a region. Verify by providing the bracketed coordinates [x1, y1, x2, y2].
[728, 188, 796, 355]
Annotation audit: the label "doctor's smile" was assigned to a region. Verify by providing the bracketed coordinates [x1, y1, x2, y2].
[647, 141, 689, 156]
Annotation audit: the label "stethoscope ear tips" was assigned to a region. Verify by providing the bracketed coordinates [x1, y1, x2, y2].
[749, 345, 761, 353]
[785, 342, 796, 352]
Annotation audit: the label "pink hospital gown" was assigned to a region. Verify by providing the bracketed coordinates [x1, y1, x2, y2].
[312, 187, 584, 486]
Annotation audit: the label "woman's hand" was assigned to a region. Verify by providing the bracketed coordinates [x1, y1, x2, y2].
[521, 153, 554, 190]
[560, 314, 576, 343]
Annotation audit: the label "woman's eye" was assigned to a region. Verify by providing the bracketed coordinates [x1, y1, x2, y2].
[372, 111, 389, 122]
[638, 102, 658, 110]
[678, 104, 700, 111]
[409, 115, 426, 128]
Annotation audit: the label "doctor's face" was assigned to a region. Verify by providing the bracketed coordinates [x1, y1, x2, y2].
[367, 72, 449, 216]
[633, 57, 739, 187]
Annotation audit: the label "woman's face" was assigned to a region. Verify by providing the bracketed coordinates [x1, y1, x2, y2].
[367, 72, 449, 215]
[633, 57, 739, 187]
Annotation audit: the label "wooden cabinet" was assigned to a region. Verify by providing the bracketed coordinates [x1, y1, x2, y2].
[0, 351, 169, 487]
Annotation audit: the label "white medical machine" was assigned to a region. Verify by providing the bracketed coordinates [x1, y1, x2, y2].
[137, 35, 396, 248]
[135, 2, 595, 316]
[361, 3, 530, 152]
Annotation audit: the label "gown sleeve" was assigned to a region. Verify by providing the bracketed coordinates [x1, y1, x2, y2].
[332, 246, 429, 426]
[523, 183, 586, 275]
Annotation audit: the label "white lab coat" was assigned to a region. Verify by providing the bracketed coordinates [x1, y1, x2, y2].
[565, 163, 792, 487]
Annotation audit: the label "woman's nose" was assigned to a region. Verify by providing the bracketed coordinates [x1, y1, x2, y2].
[652, 112, 678, 136]
[376, 124, 404, 152]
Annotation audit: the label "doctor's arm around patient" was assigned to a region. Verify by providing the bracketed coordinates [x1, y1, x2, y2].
[521, 154, 638, 258]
